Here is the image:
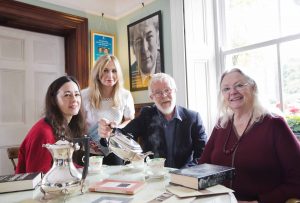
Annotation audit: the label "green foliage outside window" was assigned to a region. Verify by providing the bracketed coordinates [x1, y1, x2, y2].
[286, 115, 300, 133]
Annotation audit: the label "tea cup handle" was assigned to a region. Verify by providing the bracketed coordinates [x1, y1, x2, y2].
[145, 156, 150, 164]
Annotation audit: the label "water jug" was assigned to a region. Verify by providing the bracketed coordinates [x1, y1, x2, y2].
[40, 135, 89, 197]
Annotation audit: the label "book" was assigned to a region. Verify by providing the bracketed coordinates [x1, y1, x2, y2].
[92, 196, 133, 203]
[148, 191, 174, 203]
[89, 179, 145, 195]
[169, 163, 235, 190]
[0, 172, 42, 193]
[166, 184, 234, 198]
[148, 191, 197, 203]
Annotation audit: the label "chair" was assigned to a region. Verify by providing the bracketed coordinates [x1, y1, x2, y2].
[134, 102, 154, 118]
[7, 147, 20, 171]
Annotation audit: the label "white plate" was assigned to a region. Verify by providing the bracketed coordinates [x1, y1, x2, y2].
[148, 174, 166, 179]
[124, 164, 145, 172]
[88, 167, 103, 174]
[146, 169, 168, 179]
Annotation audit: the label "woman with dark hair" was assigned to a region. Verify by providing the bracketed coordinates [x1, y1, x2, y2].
[16, 75, 86, 174]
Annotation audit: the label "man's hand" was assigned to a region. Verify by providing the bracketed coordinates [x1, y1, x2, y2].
[89, 140, 101, 153]
[98, 118, 116, 138]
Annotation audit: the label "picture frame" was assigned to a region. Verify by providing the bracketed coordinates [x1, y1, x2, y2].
[91, 31, 116, 68]
[127, 11, 164, 91]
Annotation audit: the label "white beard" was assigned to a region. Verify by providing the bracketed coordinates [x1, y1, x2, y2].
[157, 99, 176, 115]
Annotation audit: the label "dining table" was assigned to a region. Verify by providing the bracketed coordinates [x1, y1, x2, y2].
[0, 165, 238, 203]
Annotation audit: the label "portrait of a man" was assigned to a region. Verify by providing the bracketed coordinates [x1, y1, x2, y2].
[128, 11, 164, 91]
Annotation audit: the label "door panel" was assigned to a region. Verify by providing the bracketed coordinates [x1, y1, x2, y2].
[0, 26, 65, 175]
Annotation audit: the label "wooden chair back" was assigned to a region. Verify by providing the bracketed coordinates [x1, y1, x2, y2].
[7, 147, 20, 171]
[134, 102, 154, 118]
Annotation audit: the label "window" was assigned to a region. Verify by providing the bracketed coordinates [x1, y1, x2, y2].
[217, 0, 300, 133]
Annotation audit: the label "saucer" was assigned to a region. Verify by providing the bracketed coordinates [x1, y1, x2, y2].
[124, 164, 145, 172]
[146, 169, 168, 179]
[88, 167, 103, 174]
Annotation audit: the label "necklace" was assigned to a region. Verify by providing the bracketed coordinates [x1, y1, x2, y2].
[223, 112, 253, 155]
[102, 97, 112, 101]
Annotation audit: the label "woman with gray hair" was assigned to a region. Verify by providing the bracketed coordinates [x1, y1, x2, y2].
[199, 68, 300, 203]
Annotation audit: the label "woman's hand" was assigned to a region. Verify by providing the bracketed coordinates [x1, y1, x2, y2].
[98, 118, 115, 138]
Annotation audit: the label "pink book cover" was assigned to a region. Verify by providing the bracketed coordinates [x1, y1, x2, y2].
[89, 179, 145, 195]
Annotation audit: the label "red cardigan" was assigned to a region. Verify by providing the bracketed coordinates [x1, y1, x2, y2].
[199, 115, 300, 203]
[16, 118, 55, 174]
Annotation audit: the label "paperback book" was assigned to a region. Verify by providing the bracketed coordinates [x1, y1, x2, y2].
[92, 196, 133, 203]
[169, 163, 235, 190]
[0, 172, 42, 193]
[89, 179, 145, 195]
[166, 184, 234, 198]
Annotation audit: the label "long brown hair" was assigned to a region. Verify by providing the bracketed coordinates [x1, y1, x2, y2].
[45, 75, 86, 140]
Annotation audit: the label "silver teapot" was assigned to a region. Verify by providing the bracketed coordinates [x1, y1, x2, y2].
[108, 128, 153, 162]
[40, 136, 89, 197]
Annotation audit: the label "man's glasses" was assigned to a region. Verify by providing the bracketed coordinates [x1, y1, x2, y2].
[152, 88, 174, 98]
[221, 83, 249, 94]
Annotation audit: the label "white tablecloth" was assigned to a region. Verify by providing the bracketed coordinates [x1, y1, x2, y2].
[0, 165, 238, 203]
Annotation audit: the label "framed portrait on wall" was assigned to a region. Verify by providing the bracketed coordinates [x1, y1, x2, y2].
[127, 10, 164, 91]
[91, 31, 115, 67]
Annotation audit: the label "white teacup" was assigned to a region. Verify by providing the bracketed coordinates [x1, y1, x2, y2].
[147, 158, 166, 176]
[89, 156, 103, 170]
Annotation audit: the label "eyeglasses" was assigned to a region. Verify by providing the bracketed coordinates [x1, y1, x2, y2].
[152, 88, 174, 98]
[221, 83, 249, 94]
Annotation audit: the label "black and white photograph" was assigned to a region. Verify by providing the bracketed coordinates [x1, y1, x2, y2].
[127, 11, 164, 91]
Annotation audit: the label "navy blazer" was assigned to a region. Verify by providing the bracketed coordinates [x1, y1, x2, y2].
[123, 105, 207, 169]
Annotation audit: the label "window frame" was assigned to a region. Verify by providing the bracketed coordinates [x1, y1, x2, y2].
[215, 0, 300, 113]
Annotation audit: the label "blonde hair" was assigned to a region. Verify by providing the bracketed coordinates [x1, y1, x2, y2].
[88, 55, 124, 109]
[217, 68, 270, 128]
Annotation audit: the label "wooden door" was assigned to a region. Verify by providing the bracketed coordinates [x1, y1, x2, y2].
[0, 26, 65, 175]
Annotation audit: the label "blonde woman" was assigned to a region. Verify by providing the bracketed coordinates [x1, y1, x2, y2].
[81, 55, 135, 165]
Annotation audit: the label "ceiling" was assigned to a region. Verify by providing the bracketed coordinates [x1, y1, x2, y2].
[39, 0, 155, 20]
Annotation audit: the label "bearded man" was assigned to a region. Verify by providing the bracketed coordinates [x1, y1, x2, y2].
[99, 73, 207, 168]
